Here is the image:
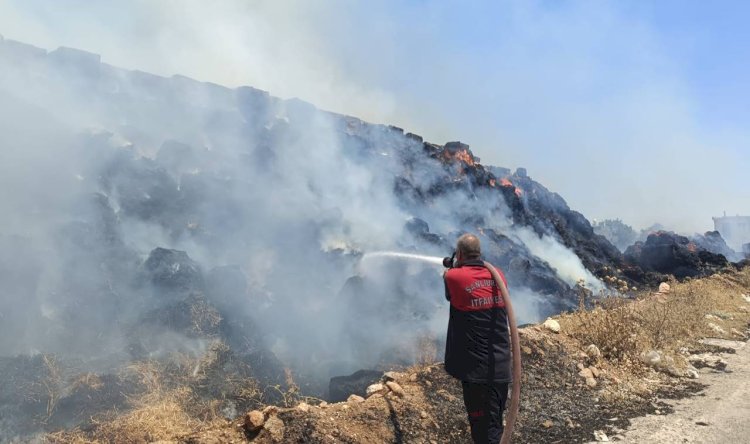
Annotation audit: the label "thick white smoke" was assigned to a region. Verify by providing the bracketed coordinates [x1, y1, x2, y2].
[0, 1, 745, 233]
[0, 40, 615, 441]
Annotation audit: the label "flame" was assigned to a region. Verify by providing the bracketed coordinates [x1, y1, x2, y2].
[440, 148, 476, 167]
[499, 178, 523, 197]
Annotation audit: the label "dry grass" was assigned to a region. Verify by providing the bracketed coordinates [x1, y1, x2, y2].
[562, 297, 642, 361]
[45, 344, 262, 444]
[69, 373, 104, 393]
[557, 267, 750, 408]
[38, 354, 64, 423]
[560, 267, 750, 364]
[189, 296, 223, 336]
[93, 387, 200, 443]
[47, 387, 205, 444]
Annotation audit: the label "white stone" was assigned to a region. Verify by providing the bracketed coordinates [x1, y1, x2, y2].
[366, 383, 385, 397]
[543, 318, 561, 333]
[386, 381, 405, 397]
[658, 282, 671, 294]
[244, 410, 265, 432]
[699, 338, 746, 350]
[688, 353, 727, 370]
[707, 322, 727, 335]
[640, 350, 661, 367]
[586, 344, 601, 358]
[264, 416, 285, 442]
[383, 371, 402, 381]
[594, 430, 610, 441]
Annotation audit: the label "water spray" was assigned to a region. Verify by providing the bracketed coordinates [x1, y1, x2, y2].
[360, 251, 445, 266]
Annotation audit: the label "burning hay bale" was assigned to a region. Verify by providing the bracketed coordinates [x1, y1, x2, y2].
[693, 231, 743, 262]
[625, 231, 729, 279]
[3, 37, 746, 443]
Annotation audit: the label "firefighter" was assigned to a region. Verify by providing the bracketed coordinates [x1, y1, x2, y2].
[444, 233, 511, 444]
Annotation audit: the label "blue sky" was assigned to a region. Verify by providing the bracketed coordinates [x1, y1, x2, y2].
[642, 1, 749, 129]
[0, 0, 747, 232]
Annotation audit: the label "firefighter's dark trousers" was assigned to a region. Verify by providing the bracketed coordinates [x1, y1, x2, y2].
[461, 381, 509, 444]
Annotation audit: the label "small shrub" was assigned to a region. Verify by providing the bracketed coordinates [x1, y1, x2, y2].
[566, 297, 643, 361]
[634, 286, 708, 350]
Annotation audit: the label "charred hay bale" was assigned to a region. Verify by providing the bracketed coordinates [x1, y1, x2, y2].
[328, 369, 384, 402]
[155, 139, 202, 176]
[0, 355, 140, 439]
[141, 294, 222, 337]
[143, 247, 204, 295]
[404, 217, 443, 245]
[593, 219, 638, 252]
[126, 294, 223, 360]
[480, 228, 574, 310]
[627, 231, 728, 279]
[46, 373, 137, 430]
[102, 156, 181, 224]
[693, 231, 741, 262]
[205, 265, 248, 310]
[47, 195, 141, 352]
[0, 355, 57, 438]
[0, 235, 43, 355]
[56, 194, 140, 275]
[176, 172, 248, 240]
[184, 343, 271, 413]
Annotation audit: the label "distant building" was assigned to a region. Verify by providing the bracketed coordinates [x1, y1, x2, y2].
[712, 214, 750, 251]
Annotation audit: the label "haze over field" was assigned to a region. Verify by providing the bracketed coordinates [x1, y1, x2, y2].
[0, 0, 747, 233]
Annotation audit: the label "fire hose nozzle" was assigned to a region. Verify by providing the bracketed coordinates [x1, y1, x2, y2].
[442, 251, 456, 269]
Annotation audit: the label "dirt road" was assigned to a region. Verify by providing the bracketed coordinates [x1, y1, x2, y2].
[610, 339, 749, 444]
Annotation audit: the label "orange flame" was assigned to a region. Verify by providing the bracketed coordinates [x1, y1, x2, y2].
[453, 150, 475, 166]
[440, 148, 476, 167]
[499, 178, 522, 197]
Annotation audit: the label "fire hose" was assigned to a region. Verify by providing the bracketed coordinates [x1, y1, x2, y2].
[483, 261, 521, 444]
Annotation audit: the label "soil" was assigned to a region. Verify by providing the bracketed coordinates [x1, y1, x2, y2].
[181, 326, 714, 444]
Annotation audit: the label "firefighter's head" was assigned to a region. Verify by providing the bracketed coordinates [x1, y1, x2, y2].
[456, 233, 481, 264]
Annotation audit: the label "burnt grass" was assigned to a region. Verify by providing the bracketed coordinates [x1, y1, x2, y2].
[236, 329, 710, 444]
[510, 336, 706, 444]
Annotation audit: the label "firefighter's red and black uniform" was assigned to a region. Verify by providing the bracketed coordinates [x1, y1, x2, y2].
[444, 259, 510, 444]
